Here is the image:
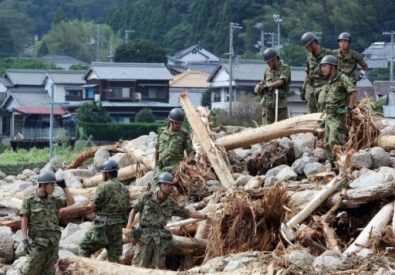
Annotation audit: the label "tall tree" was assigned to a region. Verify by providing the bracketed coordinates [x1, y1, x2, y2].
[114, 39, 167, 63]
[76, 102, 111, 124]
[0, 18, 16, 57]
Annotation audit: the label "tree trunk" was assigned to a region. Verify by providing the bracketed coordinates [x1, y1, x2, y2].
[216, 113, 322, 150]
[0, 198, 22, 210]
[342, 201, 394, 257]
[179, 92, 235, 190]
[57, 257, 178, 275]
[169, 235, 207, 256]
[82, 164, 139, 187]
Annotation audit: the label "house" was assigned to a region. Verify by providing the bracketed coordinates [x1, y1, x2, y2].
[362, 42, 393, 69]
[167, 44, 220, 66]
[169, 71, 210, 107]
[207, 59, 307, 117]
[42, 55, 89, 70]
[0, 77, 12, 103]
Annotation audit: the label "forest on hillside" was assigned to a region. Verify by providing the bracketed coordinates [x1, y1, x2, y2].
[0, 0, 394, 66]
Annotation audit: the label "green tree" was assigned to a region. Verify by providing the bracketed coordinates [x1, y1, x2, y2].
[200, 89, 212, 108]
[37, 41, 49, 56]
[0, 58, 59, 76]
[52, 8, 68, 25]
[0, 19, 16, 57]
[114, 39, 167, 63]
[76, 102, 111, 124]
[135, 108, 155, 123]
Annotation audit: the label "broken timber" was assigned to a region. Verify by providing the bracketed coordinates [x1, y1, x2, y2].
[179, 92, 235, 190]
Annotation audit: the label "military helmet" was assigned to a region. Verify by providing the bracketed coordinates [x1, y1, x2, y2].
[301, 32, 317, 47]
[100, 159, 119, 172]
[168, 108, 185, 123]
[38, 172, 56, 184]
[320, 55, 338, 66]
[338, 32, 351, 42]
[263, 48, 278, 62]
[157, 172, 174, 184]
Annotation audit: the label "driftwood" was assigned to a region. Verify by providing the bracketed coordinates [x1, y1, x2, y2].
[82, 164, 138, 187]
[0, 203, 93, 231]
[57, 257, 178, 275]
[376, 135, 395, 151]
[0, 198, 22, 210]
[216, 113, 322, 150]
[169, 235, 207, 256]
[343, 201, 394, 257]
[179, 92, 235, 190]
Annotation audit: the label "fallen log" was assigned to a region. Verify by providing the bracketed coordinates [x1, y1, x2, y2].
[169, 235, 207, 256]
[216, 113, 322, 150]
[179, 92, 235, 190]
[0, 198, 22, 210]
[319, 217, 341, 254]
[343, 201, 394, 257]
[70, 186, 147, 202]
[57, 257, 178, 275]
[82, 164, 139, 187]
[0, 202, 93, 231]
[376, 135, 395, 151]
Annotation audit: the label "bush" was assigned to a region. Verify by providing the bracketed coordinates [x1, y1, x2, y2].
[212, 93, 262, 127]
[135, 108, 155, 123]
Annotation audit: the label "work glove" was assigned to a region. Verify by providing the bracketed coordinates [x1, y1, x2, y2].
[300, 88, 306, 101]
[56, 179, 67, 189]
[23, 239, 31, 254]
[187, 159, 197, 165]
[319, 120, 325, 128]
[336, 107, 352, 115]
[357, 69, 366, 81]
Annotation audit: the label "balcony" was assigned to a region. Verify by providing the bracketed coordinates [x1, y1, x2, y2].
[21, 127, 63, 140]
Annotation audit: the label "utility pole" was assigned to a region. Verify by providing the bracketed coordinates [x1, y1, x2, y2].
[49, 84, 54, 160]
[254, 22, 266, 54]
[265, 32, 275, 48]
[273, 14, 283, 55]
[124, 29, 135, 43]
[383, 31, 394, 81]
[228, 22, 242, 116]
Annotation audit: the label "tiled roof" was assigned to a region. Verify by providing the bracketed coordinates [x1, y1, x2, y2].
[47, 70, 86, 84]
[0, 77, 13, 87]
[43, 55, 88, 65]
[2, 90, 50, 109]
[5, 69, 47, 86]
[65, 101, 180, 109]
[170, 71, 210, 88]
[85, 62, 173, 81]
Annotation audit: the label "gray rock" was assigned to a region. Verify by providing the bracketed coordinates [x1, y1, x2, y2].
[126, 132, 157, 152]
[206, 180, 222, 187]
[291, 153, 319, 175]
[0, 268, 5, 275]
[5, 269, 22, 275]
[16, 174, 27, 180]
[278, 137, 294, 151]
[291, 133, 316, 159]
[5, 175, 16, 183]
[62, 227, 91, 246]
[50, 156, 64, 171]
[109, 153, 130, 168]
[59, 249, 77, 259]
[0, 171, 6, 179]
[14, 241, 25, 258]
[352, 150, 373, 169]
[235, 175, 253, 187]
[264, 176, 277, 187]
[64, 169, 93, 178]
[55, 170, 83, 189]
[312, 147, 327, 161]
[233, 148, 251, 161]
[12, 256, 26, 271]
[0, 231, 14, 263]
[135, 171, 153, 187]
[370, 147, 391, 169]
[21, 169, 36, 178]
[223, 260, 245, 271]
[358, 248, 374, 258]
[121, 244, 136, 265]
[73, 195, 90, 204]
[350, 170, 392, 189]
[380, 125, 395, 136]
[377, 166, 395, 179]
[93, 147, 110, 169]
[303, 162, 325, 176]
[12, 230, 23, 244]
[267, 165, 297, 181]
[0, 226, 12, 236]
[313, 250, 343, 271]
[61, 223, 82, 241]
[287, 250, 314, 268]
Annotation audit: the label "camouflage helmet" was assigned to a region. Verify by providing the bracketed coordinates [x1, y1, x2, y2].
[168, 108, 185, 123]
[100, 159, 119, 172]
[38, 172, 56, 184]
[157, 172, 174, 184]
[320, 55, 338, 66]
[301, 32, 317, 47]
[263, 48, 278, 62]
[338, 32, 351, 42]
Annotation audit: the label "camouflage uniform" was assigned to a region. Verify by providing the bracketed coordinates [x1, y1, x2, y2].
[259, 61, 291, 124]
[131, 191, 190, 269]
[333, 48, 367, 83]
[152, 126, 195, 190]
[305, 47, 333, 112]
[79, 179, 130, 262]
[323, 72, 356, 162]
[20, 192, 66, 275]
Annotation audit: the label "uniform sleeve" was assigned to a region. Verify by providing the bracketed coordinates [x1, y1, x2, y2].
[92, 183, 105, 205]
[20, 197, 30, 217]
[342, 75, 357, 94]
[132, 192, 150, 213]
[55, 196, 67, 211]
[171, 203, 190, 219]
[279, 65, 291, 83]
[354, 51, 367, 67]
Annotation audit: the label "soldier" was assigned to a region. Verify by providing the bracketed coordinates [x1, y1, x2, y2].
[301, 32, 333, 112]
[151, 108, 195, 191]
[20, 172, 74, 275]
[79, 159, 130, 262]
[125, 172, 208, 269]
[254, 48, 291, 124]
[333, 32, 368, 83]
[320, 55, 357, 169]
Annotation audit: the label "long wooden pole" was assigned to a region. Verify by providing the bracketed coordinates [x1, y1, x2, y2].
[179, 92, 235, 190]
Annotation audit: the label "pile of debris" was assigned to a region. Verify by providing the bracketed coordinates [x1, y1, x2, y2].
[1, 93, 395, 274]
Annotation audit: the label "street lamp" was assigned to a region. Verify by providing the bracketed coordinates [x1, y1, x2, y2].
[228, 22, 242, 116]
[254, 22, 266, 54]
[124, 29, 135, 43]
[273, 14, 283, 54]
[383, 31, 394, 81]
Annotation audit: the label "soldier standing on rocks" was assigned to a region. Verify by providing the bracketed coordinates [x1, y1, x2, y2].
[20, 172, 74, 275]
[125, 172, 208, 269]
[151, 108, 195, 191]
[78, 159, 130, 263]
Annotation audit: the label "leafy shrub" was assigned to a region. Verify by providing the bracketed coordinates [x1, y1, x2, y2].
[135, 108, 155, 123]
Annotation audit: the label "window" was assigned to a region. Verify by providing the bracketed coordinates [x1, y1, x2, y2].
[141, 86, 166, 100]
[213, 90, 221, 102]
[111, 116, 130, 123]
[65, 90, 82, 101]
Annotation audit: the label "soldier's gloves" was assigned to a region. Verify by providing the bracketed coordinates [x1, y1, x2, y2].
[357, 69, 366, 81]
[23, 239, 31, 254]
[336, 107, 352, 115]
[187, 159, 197, 165]
[56, 179, 67, 189]
[300, 88, 306, 101]
[319, 120, 325, 128]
